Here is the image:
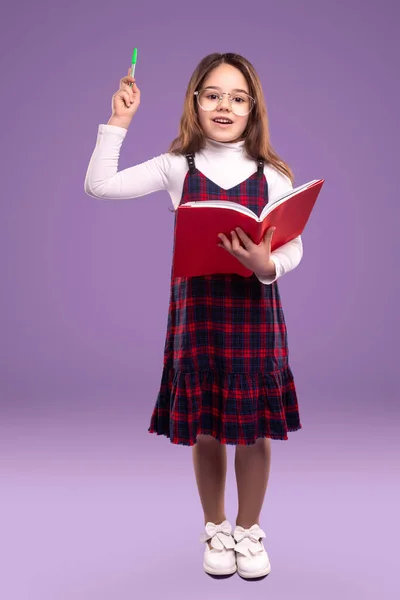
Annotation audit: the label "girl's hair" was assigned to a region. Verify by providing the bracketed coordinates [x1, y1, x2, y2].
[169, 52, 294, 184]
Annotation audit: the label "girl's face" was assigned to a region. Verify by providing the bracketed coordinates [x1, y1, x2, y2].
[197, 63, 251, 143]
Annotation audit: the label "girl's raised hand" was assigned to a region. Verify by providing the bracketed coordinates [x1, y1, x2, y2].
[110, 68, 141, 122]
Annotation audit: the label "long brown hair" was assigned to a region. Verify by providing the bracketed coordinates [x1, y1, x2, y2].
[169, 52, 294, 184]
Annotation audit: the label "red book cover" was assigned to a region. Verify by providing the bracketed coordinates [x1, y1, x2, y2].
[172, 179, 324, 278]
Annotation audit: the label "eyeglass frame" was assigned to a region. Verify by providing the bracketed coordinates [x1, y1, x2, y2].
[194, 88, 256, 115]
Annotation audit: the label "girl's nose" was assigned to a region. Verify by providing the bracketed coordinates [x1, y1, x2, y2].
[218, 93, 231, 109]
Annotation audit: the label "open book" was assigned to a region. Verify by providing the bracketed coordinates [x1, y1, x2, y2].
[172, 178, 324, 278]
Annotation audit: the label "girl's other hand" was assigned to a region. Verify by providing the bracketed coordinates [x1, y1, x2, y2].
[217, 226, 276, 278]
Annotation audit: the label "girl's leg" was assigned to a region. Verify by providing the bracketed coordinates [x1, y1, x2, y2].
[192, 434, 228, 531]
[234, 437, 271, 528]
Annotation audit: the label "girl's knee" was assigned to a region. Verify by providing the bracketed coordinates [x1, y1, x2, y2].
[196, 433, 222, 445]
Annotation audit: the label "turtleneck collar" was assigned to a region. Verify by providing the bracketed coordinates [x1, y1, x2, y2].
[204, 137, 245, 153]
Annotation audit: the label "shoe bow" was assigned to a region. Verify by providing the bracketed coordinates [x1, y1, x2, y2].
[233, 524, 266, 556]
[200, 520, 235, 550]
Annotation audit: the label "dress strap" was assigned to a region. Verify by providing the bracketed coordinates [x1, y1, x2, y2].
[185, 153, 196, 174]
[257, 158, 265, 178]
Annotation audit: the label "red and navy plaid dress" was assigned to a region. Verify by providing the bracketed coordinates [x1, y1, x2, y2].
[148, 152, 302, 445]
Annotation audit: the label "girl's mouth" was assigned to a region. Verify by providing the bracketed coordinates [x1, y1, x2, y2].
[212, 118, 233, 127]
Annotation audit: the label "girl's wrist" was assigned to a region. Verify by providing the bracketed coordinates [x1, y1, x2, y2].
[256, 259, 276, 279]
[107, 115, 132, 129]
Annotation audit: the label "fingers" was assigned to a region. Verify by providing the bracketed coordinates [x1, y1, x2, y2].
[120, 74, 138, 89]
[218, 230, 247, 254]
[122, 69, 134, 82]
[117, 85, 134, 106]
[264, 226, 276, 242]
[233, 227, 252, 249]
[217, 233, 231, 252]
[121, 90, 133, 107]
[231, 230, 242, 252]
[117, 73, 140, 107]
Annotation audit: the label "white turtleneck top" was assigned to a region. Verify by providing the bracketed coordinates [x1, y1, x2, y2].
[84, 124, 303, 284]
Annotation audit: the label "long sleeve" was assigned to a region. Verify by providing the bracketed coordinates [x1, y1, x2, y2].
[83, 124, 172, 200]
[256, 168, 304, 285]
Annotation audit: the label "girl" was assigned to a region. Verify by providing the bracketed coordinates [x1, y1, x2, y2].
[84, 52, 303, 580]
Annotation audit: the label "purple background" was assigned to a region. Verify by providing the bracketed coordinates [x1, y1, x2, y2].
[1, 0, 399, 598]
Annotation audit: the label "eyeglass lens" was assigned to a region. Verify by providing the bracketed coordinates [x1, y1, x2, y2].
[197, 90, 254, 116]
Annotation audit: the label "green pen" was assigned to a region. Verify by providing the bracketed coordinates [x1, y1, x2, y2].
[130, 48, 137, 87]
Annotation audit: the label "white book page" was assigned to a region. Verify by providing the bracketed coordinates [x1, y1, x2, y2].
[182, 200, 259, 220]
[260, 180, 318, 219]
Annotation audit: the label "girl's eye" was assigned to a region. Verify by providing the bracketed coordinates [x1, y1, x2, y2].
[208, 94, 218, 100]
[233, 97, 245, 103]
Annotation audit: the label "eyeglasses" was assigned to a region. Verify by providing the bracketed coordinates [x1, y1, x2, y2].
[194, 88, 255, 116]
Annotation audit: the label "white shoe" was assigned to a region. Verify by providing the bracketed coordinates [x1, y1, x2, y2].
[233, 524, 271, 579]
[200, 520, 237, 575]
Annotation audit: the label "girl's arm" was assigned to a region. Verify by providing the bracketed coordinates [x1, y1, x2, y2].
[256, 168, 303, 285]
[84, 124, 172, 200]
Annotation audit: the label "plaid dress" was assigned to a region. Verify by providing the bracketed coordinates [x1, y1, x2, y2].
[148, 153, 302, 445]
